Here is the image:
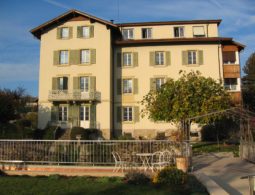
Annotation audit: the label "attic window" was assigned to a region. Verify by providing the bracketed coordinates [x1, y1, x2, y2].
[193, 26, 205, 37]
[61, 27, 69, 38]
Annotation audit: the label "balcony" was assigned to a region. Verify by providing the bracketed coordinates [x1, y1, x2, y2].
[48, 90, 101, 101]
[223, 65, 240, 78]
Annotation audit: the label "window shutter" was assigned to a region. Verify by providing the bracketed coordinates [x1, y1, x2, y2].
[90, 104, 96, 128]
[77, 26, 82, 38]
[198, 50, 204, 65]
[150, 78, 156, 91]
[63, 77, 68, 90]
[117, 79, 122, 95]
[70, 50, 80, 65]
[73, 77, 80, 90]
[165, 51, 171, 66]
[182, 51, 188, 65]
[69, 27, 73, 38]
[117, 52, 122, 67]
[133, 78, 138, 94]
[133, 52, 138, 67]
[56, 28, 61, 39]
[117, 106, 122, 123]
[150, 52, 155, 66]
[90, 76, 96, 92]
[52, 77, 58, 90]
[53, 51, 60, 65]
[90, 49, 96, 64]
[90, 26, 94, 38]
[71, 105, 79, 127]
[51, 106, 58, 122]
[134, 106, 140, 122]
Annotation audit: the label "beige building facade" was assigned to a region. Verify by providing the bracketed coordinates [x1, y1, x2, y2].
[31, 10, 244, 139]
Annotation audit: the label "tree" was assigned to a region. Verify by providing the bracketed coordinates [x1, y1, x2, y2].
[141, 71, 231, 139]
[242, 52, 255, 112]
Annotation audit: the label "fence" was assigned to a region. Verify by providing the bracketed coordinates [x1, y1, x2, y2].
[0, 140, 191, 166]
[240, 141, 255, 163]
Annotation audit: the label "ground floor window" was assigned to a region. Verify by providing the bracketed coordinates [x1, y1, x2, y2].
[80, 105, 90, 121]
[123, 107, 133, 122]
[59, 106, 68, 121]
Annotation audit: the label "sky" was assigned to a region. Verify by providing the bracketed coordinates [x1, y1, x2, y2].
[0, 0, 254, 96]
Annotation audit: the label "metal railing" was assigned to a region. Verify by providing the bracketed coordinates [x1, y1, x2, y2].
[240, 141, 255, 163]
[0, 140, 190, 166]
[48, 90, 101, 101]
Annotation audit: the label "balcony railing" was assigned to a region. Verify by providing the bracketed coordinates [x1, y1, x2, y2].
[224, 84, 237, 91]
[48, 90, 101, 101]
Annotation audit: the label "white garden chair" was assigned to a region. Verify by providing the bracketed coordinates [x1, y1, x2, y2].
[150, 151, 164, 171]
[162, 150, 176, 166]
[112, 151, 130, 172]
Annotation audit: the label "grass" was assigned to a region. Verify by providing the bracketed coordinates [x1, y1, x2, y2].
[192, 142, 239, 156]
[0, 174, 208, 195]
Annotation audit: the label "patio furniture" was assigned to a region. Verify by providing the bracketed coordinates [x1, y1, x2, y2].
[151, 151, 164, 171]
[240, 174, 255, 195]
[162, 150, 175, 166]
[136, 153, 153, 171]
[112, 151, 130, 172]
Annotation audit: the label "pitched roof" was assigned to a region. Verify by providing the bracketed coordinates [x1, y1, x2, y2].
[30, 9, 118, 39]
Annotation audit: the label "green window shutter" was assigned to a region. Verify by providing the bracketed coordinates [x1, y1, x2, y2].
[52, 77, 58, 90]
[133, 78, 138, 94]
[134, 106, 140, 122]
[117, 79, 122, 95]
[182, 51, 188, 65]
[90, 104, 96, 128]
[150, 78, 156, 91]
[133, 52, 138, 67]
[90, 76, 96, 92]
[198, 50, 204, 65]
[150, 52, 155, 66]
[70, 50, 80, 65]
[165, 51, 171, 65]
[69, 27, 73, 38]
[56, 28, 61, 39]
[63, 77, 68, 90]
[73, 77, 80, 90]
[53, 51, 60, 65]
[117, 52, 122, 67]
[51, 106, 58, 122]
[117, 106, 122, 123]
[68, 105, 73, 120]
[90, 49, 96, 64]
[90, 26, 94, 38]
[71, 105, 79, 127]
[77, 26, 82, 38]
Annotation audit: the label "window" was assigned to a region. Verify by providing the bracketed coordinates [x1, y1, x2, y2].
[123, 79, 133, 94]
[82, 26, 90, 38]
[142, 28, 152, 39]
[155, 52, 164, 65]
[58, 77, 68, 90]
[60, 50, 69, 64]
[188, 51, 197, 64]
[59, 106, 68, 121]
[224, 78, 237, 90]
[61, 27, 69, 39]
[223, 51, 236, 64]
[80, 105, 90, 121]
[80, 77, 89, 92]
[123, 107, 133, 121]
[174, 27, 184, 38]
[155, 78, 165, 90]
[81, 49, 90, 64]
[193, 26, 205, 37]
[123, 53, 132, 66]
[122, 29, 134, 40]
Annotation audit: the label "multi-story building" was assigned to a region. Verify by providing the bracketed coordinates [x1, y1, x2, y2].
[31, 9, 244, 139]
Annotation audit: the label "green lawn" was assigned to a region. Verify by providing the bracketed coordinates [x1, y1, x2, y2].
[0, 174, 208, 195]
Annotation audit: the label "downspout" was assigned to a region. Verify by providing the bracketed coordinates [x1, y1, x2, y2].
[218, 41, 222, 83]
[111, 31, 115, 139]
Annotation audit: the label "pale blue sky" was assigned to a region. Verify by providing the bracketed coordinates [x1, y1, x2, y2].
[0, 0, 254, 96]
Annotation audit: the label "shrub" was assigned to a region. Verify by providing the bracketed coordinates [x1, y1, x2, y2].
[43, 125, 59, 140]
[70, 127, 102, 140]
[117, 133, 135, 140]
[48, 174, 61, 180]
[124, 170, 151, 185]
[153, 166, 187, 186]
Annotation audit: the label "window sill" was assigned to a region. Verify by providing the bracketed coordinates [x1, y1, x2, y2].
[121, 65, 135, 68]
[122, 121, 135, 124]
[183, 64, 201, 67]
[153, 64, 167, 67]
[55, 64, 71, 67]
[122, 93, 134, 96]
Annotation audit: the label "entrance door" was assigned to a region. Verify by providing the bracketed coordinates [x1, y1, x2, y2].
[80, 105, 90, 128]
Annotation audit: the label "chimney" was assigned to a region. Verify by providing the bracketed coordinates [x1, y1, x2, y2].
[110, 20, 114, 24]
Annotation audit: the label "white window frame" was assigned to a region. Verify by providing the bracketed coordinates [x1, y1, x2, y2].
[60, 50, 69, 64]
[81, 49, 90, 64]
[142, 28, 152, 39]
[155, 51, 165, 65]
[59, 106, 68, 122]
[155, 78, 165, 90]
[123, 79, 133, 94]
[80, 105, 90, 121]
[122, 29, 134, 40]
[80, 77, 89, 92]
[188, 51, 197, 65]
[61, 27, 69, 39]
[174, 26, 184, 38]
[58, 77, 68, 90]
[123, 107, 133, 122]
[82, 26, 90, 38]
[123, 53, 132, 66]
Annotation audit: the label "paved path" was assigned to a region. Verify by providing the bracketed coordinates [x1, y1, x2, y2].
[193, 152, 255, 195]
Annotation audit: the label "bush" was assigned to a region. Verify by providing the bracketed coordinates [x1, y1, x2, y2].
[153, 166, 187, 186]
[43, 125, 59, 140]
[70, 127, 102, 140]
[117, 133, 135, 140]
[124, 170, 151, 185]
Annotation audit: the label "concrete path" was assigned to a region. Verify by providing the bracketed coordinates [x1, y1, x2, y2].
[193, 152, 255, 195]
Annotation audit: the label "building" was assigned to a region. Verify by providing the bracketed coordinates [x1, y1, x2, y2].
[31, 9, 244, 139]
